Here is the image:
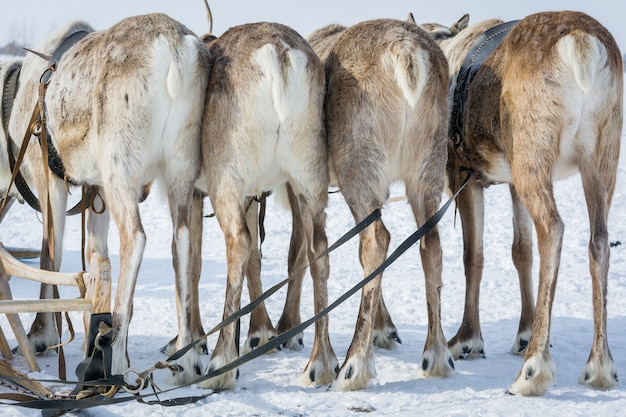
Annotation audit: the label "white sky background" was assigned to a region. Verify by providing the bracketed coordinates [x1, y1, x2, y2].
[1, 1, 623, 52]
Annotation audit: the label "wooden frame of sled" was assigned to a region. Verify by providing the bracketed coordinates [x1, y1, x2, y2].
[0, 243, 111, 373]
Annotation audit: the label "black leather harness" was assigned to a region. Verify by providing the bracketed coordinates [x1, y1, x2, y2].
[449, 20, 520, 153]
[0, 60, 42, 211]
[1, 29, 93, 215]
[41, 30, 90, 184]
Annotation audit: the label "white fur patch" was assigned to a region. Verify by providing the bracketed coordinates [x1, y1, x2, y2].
[390, 48, 429, 109]
[508, 353, 556, 396]
[558, 34, 605, 94]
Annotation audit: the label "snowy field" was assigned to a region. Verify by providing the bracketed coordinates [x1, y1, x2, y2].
[1, 136, 625, 417]
[0, 43, 625, 417]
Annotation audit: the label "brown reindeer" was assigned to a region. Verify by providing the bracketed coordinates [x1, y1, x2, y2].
[270, 22, 406, 356]
[421, 11, 622, 395]
[196, 21, 334, 390]
[160, 1, 289, 365]
[304, 19, 452, 390]
[9, 14, 210, 384]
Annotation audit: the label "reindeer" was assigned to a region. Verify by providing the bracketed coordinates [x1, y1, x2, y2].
[9, 14, 210, 384]
[195, 21, 334, 391]
[421, 11, 622, 395]
[302, 19, 452, 390]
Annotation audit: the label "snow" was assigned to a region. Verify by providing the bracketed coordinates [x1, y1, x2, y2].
[1, 22, 626, 417]
[2, 142, 626, 416]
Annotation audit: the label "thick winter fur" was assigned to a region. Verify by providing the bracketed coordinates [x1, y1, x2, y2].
[423, 11, 622, 395]
[9, 14, 211, 384]
[308, 19, 451, 391]
[197, 22, 333, 390]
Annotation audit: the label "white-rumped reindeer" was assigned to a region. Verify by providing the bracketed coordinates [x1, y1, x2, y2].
[421, 11, 622, 395]
[9, 13, 210, 383]
[195, 20, 333, 390]
[304, 19, 452, 390]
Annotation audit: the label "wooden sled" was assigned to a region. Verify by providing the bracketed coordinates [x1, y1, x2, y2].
[5, 248, 40, 260]
[0, 242, 111, 375]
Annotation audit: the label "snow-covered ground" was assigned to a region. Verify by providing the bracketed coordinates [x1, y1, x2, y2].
[1, 31, 626, 417]
[1, 137, 626, 416]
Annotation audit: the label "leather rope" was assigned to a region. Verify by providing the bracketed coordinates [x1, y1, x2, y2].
[1, 61, 43, 213]
[0, 170, 473, 412]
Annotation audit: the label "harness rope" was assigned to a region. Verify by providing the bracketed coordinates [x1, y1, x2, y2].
[0, 171, 473, 413]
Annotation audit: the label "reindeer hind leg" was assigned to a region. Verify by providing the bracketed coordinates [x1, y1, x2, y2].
[577, 140, 619, 390]
[242, 197, 278, 354]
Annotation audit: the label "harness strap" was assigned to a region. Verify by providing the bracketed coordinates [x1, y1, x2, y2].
[0, 101, 42, 215]
[36, 62, 70, 382]
[40, 30, 89, 184]
[167, 206, 383, 362]
[450, 20, 520, 156]
[1, 57, 96, 216]
[1, 173, 473, 412]
[1, 61, 43, 213]
[176, 170, 473, 385]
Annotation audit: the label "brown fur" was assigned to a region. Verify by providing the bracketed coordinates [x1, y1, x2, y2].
[196, 22, 334, 390]
[307, 19, 451, 390]
[423, 11, 622, 395]
[273, 24, 400, 354]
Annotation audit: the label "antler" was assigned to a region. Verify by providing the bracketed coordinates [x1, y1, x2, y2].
[23, 48, 51, 61]
[203, 0, 213, 36]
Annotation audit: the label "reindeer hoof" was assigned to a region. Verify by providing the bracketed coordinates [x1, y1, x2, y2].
[281, 336, 304, 351]
[459, 346, 471, 359]
[373, 328, 402, 349]
[517, 339, 528, 353]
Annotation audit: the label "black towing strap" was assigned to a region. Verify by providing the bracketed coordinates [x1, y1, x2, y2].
[0, 171, 472, 414]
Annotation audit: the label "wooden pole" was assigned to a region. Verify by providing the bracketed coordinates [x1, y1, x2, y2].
[0, 243, 84, 287]
[0, 272, 40, 372]
[0, 326, 12, 359]
[85, 254, 112, 315]
[0, 298, 92, 313]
